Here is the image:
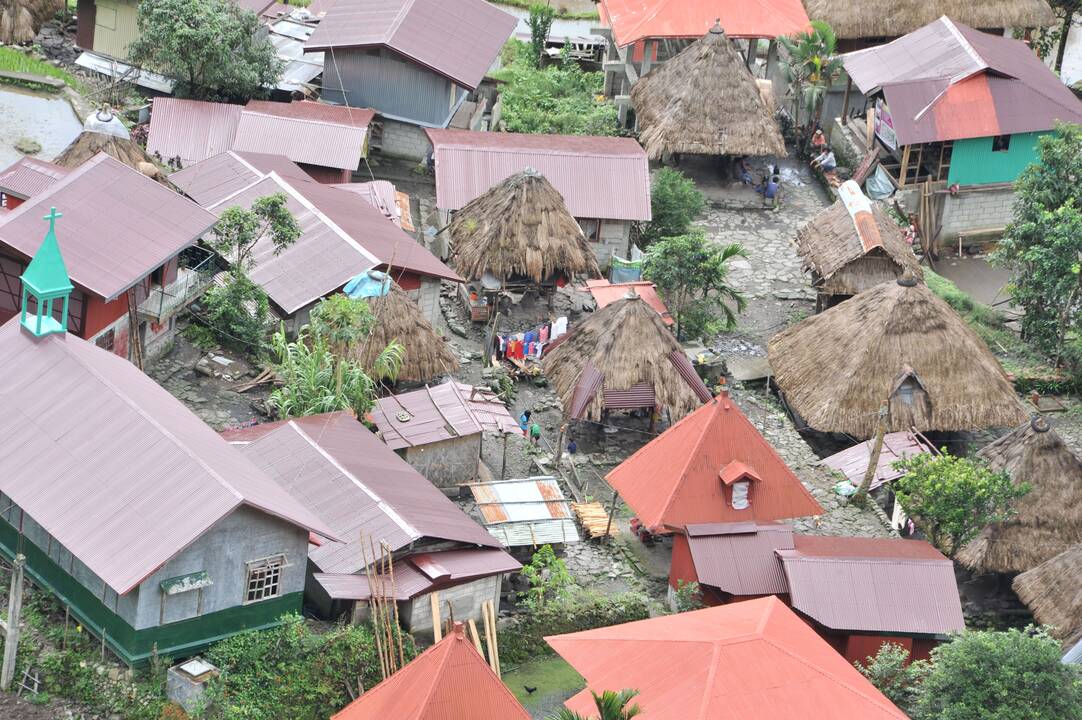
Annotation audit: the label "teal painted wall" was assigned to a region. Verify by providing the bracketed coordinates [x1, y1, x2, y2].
[947, 132, 1044, 186]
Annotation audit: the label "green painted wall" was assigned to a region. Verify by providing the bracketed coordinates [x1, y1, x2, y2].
[0, 519, 302, 665]
[947, 132, 1044, 186]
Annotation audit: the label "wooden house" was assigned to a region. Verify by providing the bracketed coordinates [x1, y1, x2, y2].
[304, 0, 517, 160]
[0, 157, 70, 212]
[0, 225, 334, 664]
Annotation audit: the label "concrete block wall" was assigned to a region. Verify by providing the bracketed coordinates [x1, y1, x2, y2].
[404, 435, 482, 488]
[939, 188, 1016, 241]
[379, 119, 433, 162]
[405, 575, 501, 634]
[404, 277, 442, 324]
[592, 220, 631, 271]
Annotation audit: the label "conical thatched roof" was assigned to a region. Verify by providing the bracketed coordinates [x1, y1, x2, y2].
[542, 294, 709, 422]
[630, 22, 786, 160]
[448, 169, 600, 284]
[767, 277, 1026, 437]
[1013, 544, 1082, 648]
[804, 0, 1055, 40]
[54, 132, 176, 190]
[0, 0, 62, 44]
[355, 283, 459, 383]
[956, 416, 1082, 574]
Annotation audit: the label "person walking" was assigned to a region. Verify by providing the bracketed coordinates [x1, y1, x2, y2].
[518, 410, 531, 436]
[529, 421, 542, 447]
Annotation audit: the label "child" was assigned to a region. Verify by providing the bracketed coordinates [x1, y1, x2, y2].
[518, 410, 531, 436]
[529, 421, 542, 447]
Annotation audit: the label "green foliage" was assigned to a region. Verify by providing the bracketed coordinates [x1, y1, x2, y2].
[779, 21, 842, 130]
[499, 589, 651, 668]
[519, 544, 573, 609]
[643, 231, 747, 340]
[492, 40, 617, 135]
[308, 294, 376, 354]
[527, 4, 556, 69]
[639, 168, 705, 246]
[129, 0, 281, 102]
[211, 194, 300, 275]
[854, 642, 929, 716]
[892, 453, 1030, 555]
[548, 689, 642, 720]
[0, 48, 84, 93]
[913, 627, 1082, 720]
[492, 0, 599, 20]
[199, 614, 416, 720]
[671, 580, 704, 613]
[200, 272, 271, 354]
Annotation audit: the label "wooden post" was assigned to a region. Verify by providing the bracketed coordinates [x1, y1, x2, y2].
[765, 39, 777, 77]
[866, 108, 875, 148]
[899, 145, 911, 188]
[852, 405, 888, 506]
[745, 38, 757, 69]
[552, 420, 567, 468]
[603, 490, 619, 543]
[483, 601, 497, 674]
[500, 431, 508, 480]
[841, 76, 852, 125]
[430, 591, 442, 643]
[467, 618, 484, 655]
[0, 554, 25, 691]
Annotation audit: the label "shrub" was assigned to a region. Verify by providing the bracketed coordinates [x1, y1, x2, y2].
[198, 273, 271, 355]
[639, 168, 705, 246]
[854, 642, 929, 716]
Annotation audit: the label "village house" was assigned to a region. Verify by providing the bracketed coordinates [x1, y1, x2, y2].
[0, 223, 335, 664]
[673, 523, 964, 662]
[304, 0, 517, 160]
[547, 597, 908, 719]
[0, 157, 70, 212]
[371, 380, 520, 490]
[426, 129, 651, 271]
[583, 279, 673, 325]
[223, 412, 521, 635]
[0, 152, 216, 361]
[468, 477, 582, 550]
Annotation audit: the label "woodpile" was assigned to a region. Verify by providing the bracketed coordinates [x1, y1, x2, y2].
[572, 501, 617, 539]
[0, 0, 63, 45]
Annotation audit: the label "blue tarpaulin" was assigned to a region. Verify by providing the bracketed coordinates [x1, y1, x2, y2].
[344, 269, 391, 299]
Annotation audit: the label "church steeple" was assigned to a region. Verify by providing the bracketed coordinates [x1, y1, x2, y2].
[20, 207, 73, 337]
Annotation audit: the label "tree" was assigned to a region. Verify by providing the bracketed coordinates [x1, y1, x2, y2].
[913, 627, 1082, 720]
[200, 272, 271, 354]
[528, 3, 556, 69]
[309, 294, 376, 356]
[991, 123, 1082, 366]
[1049, 1, 1082, 72]
[211, 193, 300, 276]
[639, 168, 705, 246]
[547, 689, 642, 720]
[779, 21, 842, 134]
[643, 232, 747, 340]
[891, 453, 1030, 555]
[128, 0, 281, 102]
[855, 642, 930, 717]
[518, 544, 573, 609]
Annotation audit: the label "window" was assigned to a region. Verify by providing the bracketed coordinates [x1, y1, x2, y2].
[95, 329, 115, 352]
[245, 555, 287, 603]
[731, 481, 751, 510]
[579, 218, 600, 243]
[992, 135, 1011, 152]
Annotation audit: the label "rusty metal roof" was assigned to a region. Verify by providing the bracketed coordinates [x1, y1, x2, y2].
[304, 0, 517, 90]
[469, 477, 581, 547]
[599, 0, 810, 46]
[686, 522, 793, 596]
[0, 153, 216, 302]
[584, 280, 672, 325]
[426, 129, 651, 221]
[236, 412, 500, 575]
[0, 156, 70, 200]
[820, 432, 932, 491]
[371, 380, 519, 450]
[332, 180, 402, 227]
[0, 319, 335, 594]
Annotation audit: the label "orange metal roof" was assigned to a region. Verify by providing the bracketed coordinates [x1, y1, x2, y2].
[606, 394, 823, 532]
[599, 0, 810, 46]
[332, 624, 530, 720]
[584, 280, 673, 325]
[547, 596, 907, 720]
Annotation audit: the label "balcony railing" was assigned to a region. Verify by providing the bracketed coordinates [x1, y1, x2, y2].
[138, 251, 222, 323]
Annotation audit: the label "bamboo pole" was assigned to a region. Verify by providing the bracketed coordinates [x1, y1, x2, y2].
[482, 600, 497, 674]
[372, 538, 396, 674]
[360, 536, 388, 681]
[383, 542, 405, 669]
[467, 618, 484, 655]
[430, 591, 442, 643]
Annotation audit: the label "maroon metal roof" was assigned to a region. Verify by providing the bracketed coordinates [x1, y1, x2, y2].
[372, 380, 519, 450]
[0, 153, 215, 301]
[238, 412, 501, 575]
[233, 107, 369, 171]
[426, 129, 652, 221]
[685, 522, 794, 595]
[669, 350, 713, 403]
[171, 151, 314, 207]
[304, 0, 517, 90]
[0, 319, 335, 594]
[332, 181, 400, 226]
[569, 360, 605, 419]
[820, 432, 932, 491]
[246, 100, 375, 128]
[146, 97, 243, 167]
[0, 156, 70, 200]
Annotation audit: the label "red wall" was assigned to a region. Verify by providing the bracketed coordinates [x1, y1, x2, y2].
[84, 294, 127, 339]
[0, 193, 23, 211]
[668, 534, 699, 590]
[299, 163, 351, 184]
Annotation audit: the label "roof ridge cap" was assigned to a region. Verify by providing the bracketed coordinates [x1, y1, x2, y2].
[414, 632, 453, 719]
[941, 16, 988, 76]
[387, 0, 419, 46]
[240, 109, 369, 130]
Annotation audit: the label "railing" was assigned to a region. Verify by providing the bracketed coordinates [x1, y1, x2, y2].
[138, 249, 223, 323]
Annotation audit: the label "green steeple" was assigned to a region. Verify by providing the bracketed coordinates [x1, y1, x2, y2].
[20, 207, 73, 337]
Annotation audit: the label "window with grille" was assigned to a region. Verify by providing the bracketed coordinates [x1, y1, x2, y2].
[245, 555, 286, 603]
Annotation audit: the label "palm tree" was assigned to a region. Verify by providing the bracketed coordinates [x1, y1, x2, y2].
[547, 689, 642, 720]
[779, 20, 843, 138]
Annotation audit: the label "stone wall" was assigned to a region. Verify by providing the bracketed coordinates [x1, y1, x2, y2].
[379, 119, 433, 162]
[591, 220, 631, 271]
[938, 187, 1016, 242]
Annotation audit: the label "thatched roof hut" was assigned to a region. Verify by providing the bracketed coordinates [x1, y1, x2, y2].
[957, 416, 1082, 574]
[54, 110, 176, 190]
[1013, 545, 1082, 648]
[0, 0, 61, 44]
[542, 293, 712, 422]
[803, 0, 1055, 41]
[448, 168, 600, 285]
[630, 22, 786, 160]
[767, 277, 1026, 437]
[356, 283, 459, 383]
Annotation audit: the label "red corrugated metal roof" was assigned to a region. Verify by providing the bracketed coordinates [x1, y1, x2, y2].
[598, 0, 810, 46]
[0, 153, 215, 302]
[0, 157, 70, 200]
[820, 432, 931, 491]
[238, 412, 500, 575]
[686, 522, 793, 595]
[233, 108, 368, 172]
[426, 129, 651, 222]
[246, 100, 375, 128]
[304, 0, 517, 90]
[333, 624, 531, 720]
[584, 280, 672, 324]
[146, 97, 243, 167]
[547, 597, 907, 720]
[0, 319, 335, 594]
[372, 380, 519, 450]
[607, 395, 823, 533]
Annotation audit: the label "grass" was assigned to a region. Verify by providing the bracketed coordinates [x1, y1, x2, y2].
[504, 656, 585, 714]
[494, 0, 600, 20]
[0, 47, 82, 93]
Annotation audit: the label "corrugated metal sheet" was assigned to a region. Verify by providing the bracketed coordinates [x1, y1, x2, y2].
[470, 477, 580, 546]
[584, 280, 672, 324]
[314, 564, 429, 600]
[569, 360, 604, 420]
[333, 180, 402, 226]
[239, 412, 500, 575]
[547, 597, 908, 720]
[409, 548, 521, 581]
[171, 151, 313, 207]
[599, 0, 809, 45]
[233, 110, 368, 171]
[0, 153, 215, 302]
[372, 380, 519, 450]
[305, 0, 517, 90]
[0, 321, 334, 595]
[426, 129, 651, 221]
[0, 157, 71, 200]
[146, 97, 243, 167]
[685, 522, 793, 595]
[820, 432, 931, 491]
[602, 382, 655, 410]
[668, 350, 713, 403]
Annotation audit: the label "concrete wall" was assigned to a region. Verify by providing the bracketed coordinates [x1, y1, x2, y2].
[939, 187, 1017, 241]
[593, 219, 631, 270]
[379, 118, 435, 161]
[403, 276, 442, 324]
[404, 435, 482, 488]
[403, 575, 501, 634]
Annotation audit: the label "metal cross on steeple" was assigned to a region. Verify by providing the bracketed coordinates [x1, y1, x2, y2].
[43, 207, 62, 233]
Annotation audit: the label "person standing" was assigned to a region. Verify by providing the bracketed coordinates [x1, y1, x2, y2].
[529, 421, 542, 447]
[518, 410, 531, 436]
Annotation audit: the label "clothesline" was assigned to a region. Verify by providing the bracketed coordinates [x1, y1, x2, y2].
[494, 316, 568, 361]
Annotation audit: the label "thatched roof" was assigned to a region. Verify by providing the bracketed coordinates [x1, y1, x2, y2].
[1013, 544, 1082, 648]
[0, 0, 61, 44]
[767, 277, 1026, 437]
[53, 131, 177, 190]
[795, 200, 922, 296]
[630, 22, 786, 160]
[957, 416, 1082, 574]
[542, 294, 707, 422]
[448, 169, 600, 284]
[355, 284, 459, 383]
[804, 0, 1056, 40]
